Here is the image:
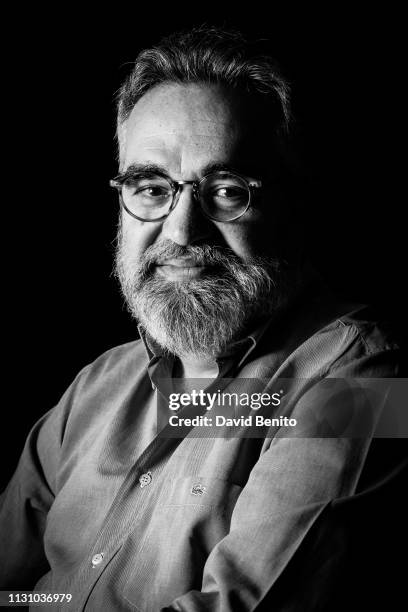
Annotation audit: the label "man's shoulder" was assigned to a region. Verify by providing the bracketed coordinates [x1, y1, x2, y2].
[290, 277, 402, 357]
[70, 338, 148, 393]
[305, 301, 402, 377]
[318, 304, 400, 356]
[47, 338, 149, 431]
[334, 304, 400, 355]
[89, 337, 147, 368]
[263, 286, 402, 379]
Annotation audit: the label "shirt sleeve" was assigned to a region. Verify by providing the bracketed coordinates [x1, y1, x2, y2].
[163, 349, 401, 612]
[0, 369, 84, 589]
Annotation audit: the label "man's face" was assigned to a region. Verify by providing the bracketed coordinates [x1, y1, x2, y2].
[119, 82, 284, 264]
[115, 82, 292, 359]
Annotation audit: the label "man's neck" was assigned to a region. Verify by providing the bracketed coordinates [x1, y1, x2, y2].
[172, 355, 219, 394]
[174, 355, 219, 379]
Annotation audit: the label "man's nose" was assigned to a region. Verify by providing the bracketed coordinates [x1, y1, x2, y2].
[160, 185, 214, 246]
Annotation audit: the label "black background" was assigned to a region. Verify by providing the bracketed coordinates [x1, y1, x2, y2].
[1, 6, 406, 487]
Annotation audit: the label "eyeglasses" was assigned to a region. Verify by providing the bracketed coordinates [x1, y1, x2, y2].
[109, 170, 262, 223]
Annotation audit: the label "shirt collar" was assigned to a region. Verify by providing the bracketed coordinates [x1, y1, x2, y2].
[138, 316, 273, 372]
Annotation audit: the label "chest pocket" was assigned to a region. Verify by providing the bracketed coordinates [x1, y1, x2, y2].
[122, 475, 243, 612]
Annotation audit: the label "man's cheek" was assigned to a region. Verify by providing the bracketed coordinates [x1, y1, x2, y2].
[214, 225, 258, 261]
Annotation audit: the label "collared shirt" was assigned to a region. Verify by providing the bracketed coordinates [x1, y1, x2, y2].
[0, 280, 401, 611]
[143, 318, 274, 440]
[117, 320, 270, 450]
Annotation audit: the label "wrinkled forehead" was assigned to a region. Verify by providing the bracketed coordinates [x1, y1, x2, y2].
[118, 82, 272, 172]
[131, 82, 236, 130]
[119, 84, 238, 162]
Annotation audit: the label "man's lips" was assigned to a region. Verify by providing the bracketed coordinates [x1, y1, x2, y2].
[155, 257, 206, 279]
[156, 257, 204, 267]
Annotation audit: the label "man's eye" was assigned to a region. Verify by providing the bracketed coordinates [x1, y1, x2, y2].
[213, 186, 246, 199]
[138, 185, 170, 197]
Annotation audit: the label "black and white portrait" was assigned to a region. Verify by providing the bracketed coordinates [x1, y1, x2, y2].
[1, 8, 407, 611]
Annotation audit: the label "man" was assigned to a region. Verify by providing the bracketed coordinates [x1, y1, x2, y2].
[0, 26, 405, 611]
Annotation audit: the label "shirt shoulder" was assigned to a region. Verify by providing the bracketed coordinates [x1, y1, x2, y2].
[38, 338, 149, 465]
[78, 338, 148, 381]
[84, 338, 148, 374]
[254, 287, 402, 380]
[335, 305, 400, 355]
[46, 338, 148, 430]
[302, 303, 401, 378]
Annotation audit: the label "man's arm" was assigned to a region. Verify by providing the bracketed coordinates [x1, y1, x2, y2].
[0, 410, 56, 588]
[0, 367, 84, 589]
[163, 350, 401, 611]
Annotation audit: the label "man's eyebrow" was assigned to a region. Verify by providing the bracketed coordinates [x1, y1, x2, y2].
[120, 162, 242, 180]
[121, 163, 169, 177]
[200, 162, 239, 176]
[201, 162, 262, 179]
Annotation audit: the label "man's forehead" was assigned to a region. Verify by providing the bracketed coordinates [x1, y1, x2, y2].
[128, 82, 237, 121]
[119, 82, 275, 174]
[126, 130, 230, 148]
[122, 131, 239, 177]
[124, 87, 238, 144]
[120, 85, 240, 168]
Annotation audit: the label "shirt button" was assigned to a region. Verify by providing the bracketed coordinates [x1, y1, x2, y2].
[139, 471, 152, 488]
[91, 552, 104, 567]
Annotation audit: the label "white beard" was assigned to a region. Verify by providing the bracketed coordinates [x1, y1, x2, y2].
[115, 230, 290, 360]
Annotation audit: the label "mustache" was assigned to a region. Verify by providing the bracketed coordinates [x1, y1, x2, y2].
[138, 241, 238, 278]
[134, 240, 281, 279]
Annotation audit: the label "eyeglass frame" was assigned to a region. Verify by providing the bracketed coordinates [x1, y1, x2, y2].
[109, 170, 263, 223]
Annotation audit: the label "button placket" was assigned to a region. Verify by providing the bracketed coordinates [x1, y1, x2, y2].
[64, 435, 170, 610]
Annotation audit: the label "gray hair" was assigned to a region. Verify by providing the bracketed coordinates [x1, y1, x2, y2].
[116, 25, 292, 154]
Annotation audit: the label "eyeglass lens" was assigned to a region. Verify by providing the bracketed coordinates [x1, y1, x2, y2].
[120, 172, 250, 221]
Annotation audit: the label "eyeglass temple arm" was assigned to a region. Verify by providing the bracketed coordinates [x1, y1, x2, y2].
[249, 181, 262, 189]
